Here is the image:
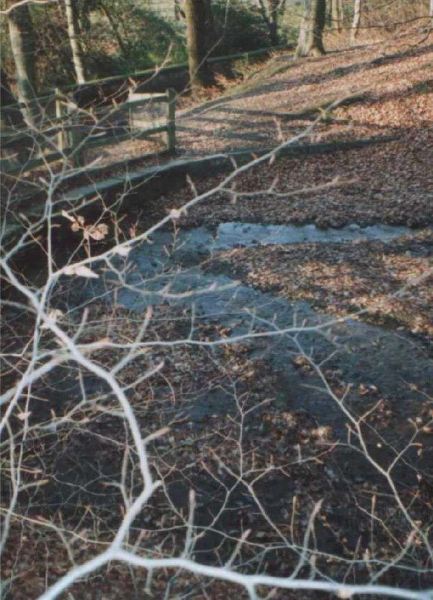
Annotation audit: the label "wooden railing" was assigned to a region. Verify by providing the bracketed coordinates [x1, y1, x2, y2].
[0, 89, 176, 174]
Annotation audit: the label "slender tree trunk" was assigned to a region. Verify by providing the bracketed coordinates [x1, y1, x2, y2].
[174, 0, 183, 21]
[0, 68, 16, 109]
[184, 0, 215, 93]
[312, 0, 327, 55]
[6, 1, 38, 116]
[99, 0, 128, 57]
[269, 19, 279, 46]
[269, 0, 280, 46]
[258, 0, 286, 46]
[79, 3, 92, 32]
[1, 67, 31, 165]
[257, 0, 271, 43]
[296, 0, 309, 56]
[64, 0, 87, 84]
[296, 0, 327, 58]
[331, 0, 342, 32]
[0, 68, 24, 130]
[204, 0, 218, 54]
[351, 0, 362, 43]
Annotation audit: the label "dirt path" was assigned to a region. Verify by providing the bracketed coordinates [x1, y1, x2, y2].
[75, 33, 432, 168]
[174, 35, 432, 156]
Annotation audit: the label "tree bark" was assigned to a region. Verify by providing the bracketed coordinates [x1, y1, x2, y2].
[1, 67, 31, 165]
[99, 0, 128, 57]
[0, 68, 25, 130]
[0, 68, 16, 109]
[269, 0, 282, 46]
[258, 0, 288, 47]
[184, 0, 215, 93]
[296, 0, 327, 58]
[204, 0, 218, 54]
[331, 0, 342, 32]
[174, 0, 183, 21]
[351, 0, 362, 43]
[64, 0, 87, 84]
[6, 1, 38, 114]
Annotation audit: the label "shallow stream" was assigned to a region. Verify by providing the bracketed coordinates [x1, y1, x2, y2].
[83, 221, 432, 454]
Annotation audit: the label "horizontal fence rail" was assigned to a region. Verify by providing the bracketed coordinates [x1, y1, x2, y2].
[0, 43, 293, 176]
[0, 89, 176, 174]
[2, 43, 292, 117]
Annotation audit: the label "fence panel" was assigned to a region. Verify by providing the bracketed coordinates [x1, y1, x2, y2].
[0, 90, 176, 174]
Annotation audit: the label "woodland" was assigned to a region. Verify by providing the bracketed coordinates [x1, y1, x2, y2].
[1, 1, 433, 599]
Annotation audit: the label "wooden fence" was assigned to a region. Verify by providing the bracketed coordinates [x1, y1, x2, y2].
[0, 89, 176, 174]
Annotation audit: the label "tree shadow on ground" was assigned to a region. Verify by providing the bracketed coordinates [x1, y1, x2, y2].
[180, 43, 433, 121]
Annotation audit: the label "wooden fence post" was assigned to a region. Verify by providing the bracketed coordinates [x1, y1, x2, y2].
[167, 88, 176, 152]
[67, 100, 84, 168]
[55, 88, 66, 152]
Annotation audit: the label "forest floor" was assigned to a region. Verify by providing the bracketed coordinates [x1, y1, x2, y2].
[79, 28, 433, 167]
[70, 28, 433, 165]
[113, 30, 433, 342]
[3, 29, 432, 200]
[175, 32, 433, 155]
[2, 28, 433, 600]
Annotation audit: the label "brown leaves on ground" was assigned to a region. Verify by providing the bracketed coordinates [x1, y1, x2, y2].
[175, 33, 433, 156]
[215, 230, 433, 338]
[3, 31, 433, 600]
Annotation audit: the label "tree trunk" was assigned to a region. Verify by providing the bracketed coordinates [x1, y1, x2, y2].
[99, 0, 128, 57]
[184, 0, 215, 93]
[269, 19, 279, 46]
[174, 0, 183, 21]
[6, 1, 38, 117]
[331, 0, 342, 32]
[269, 0, 280, 46]
[1, 67, 31, 165]
[0, 68, 17, 109]
[204, 0, 218, 54]
[0, 68, 25, 130]
[258, 0, 287, 47]
[351, 0, 362, 43]
[64, 0, 87, 84]
[296, 0, 327, 58]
